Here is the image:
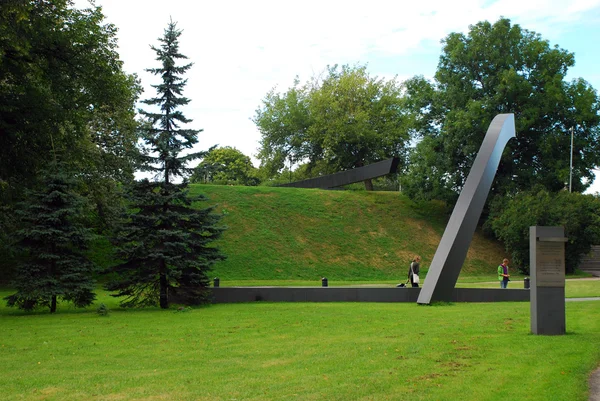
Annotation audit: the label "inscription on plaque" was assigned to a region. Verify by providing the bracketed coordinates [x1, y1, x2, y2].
[536, 239, 565, 287]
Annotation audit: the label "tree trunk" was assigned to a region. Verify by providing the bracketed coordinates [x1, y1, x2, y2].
[50, 295, 57, 313]
[159, 270, 169, 309]
[364, 178, 374, 191]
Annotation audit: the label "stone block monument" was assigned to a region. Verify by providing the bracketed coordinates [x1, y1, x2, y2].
[529, 226, 567, 335]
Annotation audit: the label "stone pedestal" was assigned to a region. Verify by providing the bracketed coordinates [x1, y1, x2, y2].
[530, 226, 567, 335]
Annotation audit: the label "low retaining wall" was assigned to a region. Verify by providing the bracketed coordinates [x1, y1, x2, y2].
[211, 287, 530, 303]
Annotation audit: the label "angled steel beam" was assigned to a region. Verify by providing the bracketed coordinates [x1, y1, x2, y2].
[279, 157, 400, 189]
[417, 114, 516, 304]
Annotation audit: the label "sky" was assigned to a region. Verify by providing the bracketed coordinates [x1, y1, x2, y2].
[74, 0, 600, 193]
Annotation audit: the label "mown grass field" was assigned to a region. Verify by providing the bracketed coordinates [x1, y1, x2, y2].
[0, 288, 599, 401]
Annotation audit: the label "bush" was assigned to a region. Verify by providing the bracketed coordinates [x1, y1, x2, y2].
[487, 189, 600, 274]
[97, 303, 110, 316]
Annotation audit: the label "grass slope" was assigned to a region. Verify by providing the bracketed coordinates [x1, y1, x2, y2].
[190, 185, 507, 281]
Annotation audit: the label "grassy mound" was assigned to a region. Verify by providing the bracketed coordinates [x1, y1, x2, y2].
[190, 185, 507, 281]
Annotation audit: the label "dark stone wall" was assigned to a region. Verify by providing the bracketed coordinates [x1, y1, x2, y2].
[210, 287, 529, 304]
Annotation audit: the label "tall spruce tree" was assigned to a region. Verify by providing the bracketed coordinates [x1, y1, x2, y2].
[106, 21, 225, 308]
[5, 163, 96, 313]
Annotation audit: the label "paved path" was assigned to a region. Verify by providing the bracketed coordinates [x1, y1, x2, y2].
[566, 297, 600, 302]
[591, 367, 600, 401]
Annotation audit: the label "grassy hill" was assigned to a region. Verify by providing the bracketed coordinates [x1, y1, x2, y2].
[190, 184, 507, 281]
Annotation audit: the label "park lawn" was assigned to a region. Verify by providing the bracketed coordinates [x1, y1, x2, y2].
[0, 289, 599, 401]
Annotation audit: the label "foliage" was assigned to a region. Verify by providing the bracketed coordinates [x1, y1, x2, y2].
[96, 303, 109, 316]
[106, 181, 225, 307]
[137, 20, 203, 181]
[106, 21, 225, 308]
[254, 65, 410, 189]
[0, 0, 141, 273]
[254, 77, 311, 179]
[399, 135, 457, 202]
[0, 0, 140, 198]
[403, 18, 600, 204]
[5, 164, 96, 312]
[191, 146, 259, 186]
[487, 189, 600, 274]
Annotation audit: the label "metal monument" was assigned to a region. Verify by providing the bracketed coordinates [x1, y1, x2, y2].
[417, 114, 516, 305]
[279, 157, 399, 189]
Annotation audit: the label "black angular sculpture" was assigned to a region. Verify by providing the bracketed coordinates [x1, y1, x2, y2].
[279, 157, 399, 189]
[417, 114, 516, 305]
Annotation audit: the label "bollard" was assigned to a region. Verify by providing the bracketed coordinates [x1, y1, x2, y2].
[213, 277, 220, 287]
[321, 277, 328, 287]
[524, 277, 530, 289]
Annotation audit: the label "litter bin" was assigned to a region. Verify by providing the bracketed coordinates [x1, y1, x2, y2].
[524, 277, 530, 289]
[213, 277, 220, 287]
[321, 277, 328, 287]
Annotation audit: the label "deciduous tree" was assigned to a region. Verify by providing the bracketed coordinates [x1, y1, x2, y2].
[487, 189, 600, 274]
[191, 146, 259, 186]
[254, 65, 410, 189]
[0, 0, 140, 197]
[403, 18, 600, 203]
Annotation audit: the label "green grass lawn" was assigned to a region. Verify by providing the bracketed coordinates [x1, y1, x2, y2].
[1, 288, 599, 401]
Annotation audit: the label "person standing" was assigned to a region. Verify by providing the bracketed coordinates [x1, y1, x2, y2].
[498, 259, 510, 288]
[408, 256, 421, 288]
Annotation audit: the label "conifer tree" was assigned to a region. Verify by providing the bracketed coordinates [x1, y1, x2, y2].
[5, 163, 96, 313]
[106, 21, 225, 308]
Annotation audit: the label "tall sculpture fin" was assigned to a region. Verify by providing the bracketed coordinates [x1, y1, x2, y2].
[417, 114, 516, 304]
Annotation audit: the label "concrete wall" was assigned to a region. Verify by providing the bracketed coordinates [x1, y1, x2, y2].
[210, 287, 530, 304]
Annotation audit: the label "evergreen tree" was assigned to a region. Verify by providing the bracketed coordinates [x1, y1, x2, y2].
[5, 163, 96, 313]
[106, 21, 225, 308]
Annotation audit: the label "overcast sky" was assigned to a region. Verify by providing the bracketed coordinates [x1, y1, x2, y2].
[74, 0, 600, 193]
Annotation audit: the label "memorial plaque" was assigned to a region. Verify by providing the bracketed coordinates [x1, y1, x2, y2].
[530, 226, 566, 335]
[536, 239, 566, 287]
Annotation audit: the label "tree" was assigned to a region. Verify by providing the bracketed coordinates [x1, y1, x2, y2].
[254, 65, 410, 189]
[403, 18, 600, 203]
[5, 163, 96, 313]
[487, 189, 600, 274]
[0, 0, 141, 197]
[191, 146, 259, 186]
[254, 78, 312, 178]
[0, 0, 141, 272]
[106, 21, 225, 308]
